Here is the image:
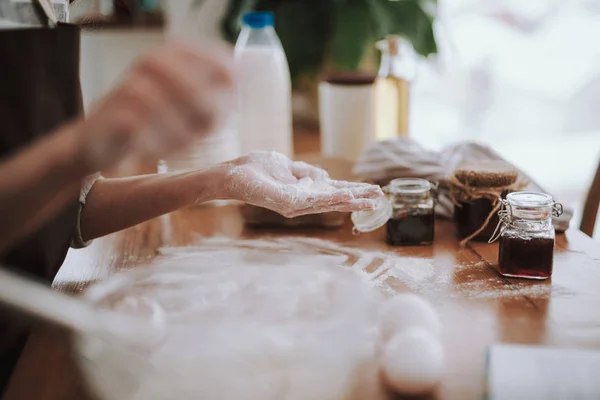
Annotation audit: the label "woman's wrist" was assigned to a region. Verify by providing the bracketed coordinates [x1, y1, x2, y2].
[160, 162, 231, 207]
[190, 162, 232, 204]
[52, 121, 98, 178]
[27, 121, 93, 184]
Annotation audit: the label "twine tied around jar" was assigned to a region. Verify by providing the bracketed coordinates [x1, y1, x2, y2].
[488, 196, 564, 244]
[448, 175, 527, 247]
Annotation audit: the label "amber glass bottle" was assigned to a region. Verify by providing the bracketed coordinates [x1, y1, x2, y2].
[374, 36, 416, 140]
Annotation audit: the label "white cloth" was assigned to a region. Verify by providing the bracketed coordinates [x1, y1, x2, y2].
[71, 172, 103, 249]
[0, 0, 68, 28]
[353, 138, 573, 232]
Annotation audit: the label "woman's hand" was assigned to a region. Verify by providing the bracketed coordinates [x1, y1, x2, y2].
[73, 152, 382, 242]
[215, 151, 384, 217]
[75, 39, 235, 172]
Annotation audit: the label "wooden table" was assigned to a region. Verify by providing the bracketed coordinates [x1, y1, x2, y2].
[4, 133, 600, 400]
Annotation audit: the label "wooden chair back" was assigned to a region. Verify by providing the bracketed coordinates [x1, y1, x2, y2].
[581, 157, 600, 237]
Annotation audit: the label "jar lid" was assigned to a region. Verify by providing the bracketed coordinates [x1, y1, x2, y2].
[385, 178, 431, 195]
[453, 160, 518, 188]
[504, 191, 557, 220]
[506, 191, 553, 207]
[351, 196, 393, 233]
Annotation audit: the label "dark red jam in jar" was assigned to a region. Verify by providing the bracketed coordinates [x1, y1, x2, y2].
[455, 197, 499, 241]
[387, 212, 434, 246]
[451, 161, 519, 243]
[384, 178, 435, 246]
[498, 236, 554, 279]
[495, 192, 562, 280]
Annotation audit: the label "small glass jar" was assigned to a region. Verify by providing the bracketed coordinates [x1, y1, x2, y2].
[496, 192, 563, 280]
[455, 196, 503, 241]
[385, 178, 435, 246]
[452, 161, 519, 242]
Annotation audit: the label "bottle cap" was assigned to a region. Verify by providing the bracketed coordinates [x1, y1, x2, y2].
[243, 12, 274, 29]
[351, 196, 393, 234]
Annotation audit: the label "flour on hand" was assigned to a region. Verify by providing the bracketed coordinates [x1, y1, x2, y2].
[221, 151, 383, 217]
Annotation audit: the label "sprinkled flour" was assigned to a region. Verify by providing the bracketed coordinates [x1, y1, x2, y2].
[78, 240, 387, 400]
[158, 236, 560, 300]
[76, 236, 561, 400]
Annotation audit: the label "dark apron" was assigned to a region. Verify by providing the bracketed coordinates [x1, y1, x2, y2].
[0, 20, 83, 393]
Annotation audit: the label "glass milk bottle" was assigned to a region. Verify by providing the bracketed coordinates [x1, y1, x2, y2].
[235, 12, 293, 158]
[374, 36, 416, 140]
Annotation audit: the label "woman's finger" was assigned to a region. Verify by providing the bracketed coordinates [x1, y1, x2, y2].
[347, 185, 384, 199]
[291, 161, 330, 180]
[283, 187, 354, 212]
[327, 179, 377, 189]
[287, 198, 377, 217]
[327, 198, 377, 212]
[175, 39, 235, 88]
[136, 42, 234, 137]
[127, 75, 192, 157]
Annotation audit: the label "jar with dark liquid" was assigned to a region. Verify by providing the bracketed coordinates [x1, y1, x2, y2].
[496, 192, 563, 280]
[451, 161, 519, 243]
[385, 178, 435, 246]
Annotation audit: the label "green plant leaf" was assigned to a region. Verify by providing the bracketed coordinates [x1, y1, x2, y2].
[263, 1, 333, 80]
[381, 0, 437, 56]
[330, 0, 375, 70]
[221, 0, 259, 42]
[221, 0, 332, 82]
[221, 0, 438, 79]
[365, 0, 391, 37]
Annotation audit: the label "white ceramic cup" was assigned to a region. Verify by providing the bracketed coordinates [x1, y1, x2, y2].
[319, 79, 375, 163]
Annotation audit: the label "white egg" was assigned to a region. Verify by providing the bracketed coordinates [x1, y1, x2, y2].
[380, 328, 444, 395]
[379, 294, 441, 340]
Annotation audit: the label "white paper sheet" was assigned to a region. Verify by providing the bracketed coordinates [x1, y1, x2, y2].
[488, 344, 600, 400]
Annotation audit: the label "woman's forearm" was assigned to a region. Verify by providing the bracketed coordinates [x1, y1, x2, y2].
[0, 124, 90, 253]
[80, 166, 226, 241]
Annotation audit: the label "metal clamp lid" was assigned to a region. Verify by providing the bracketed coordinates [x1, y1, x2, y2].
[488, 191, 563, 243]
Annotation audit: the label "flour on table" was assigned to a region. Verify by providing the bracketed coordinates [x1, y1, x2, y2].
[160, 237, 559, 299]
[76, 236, 556, 400]
[78, 238, 391, 400]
